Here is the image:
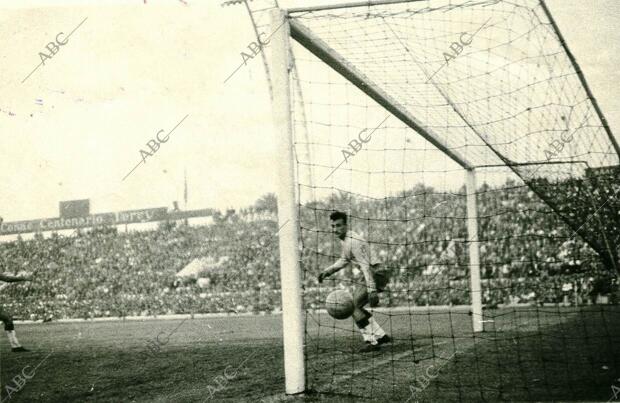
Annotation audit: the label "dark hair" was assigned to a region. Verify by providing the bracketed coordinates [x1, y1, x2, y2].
[329, 211, 347, 223]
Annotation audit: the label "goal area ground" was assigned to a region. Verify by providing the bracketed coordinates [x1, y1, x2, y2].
[1, 309, 619, 402]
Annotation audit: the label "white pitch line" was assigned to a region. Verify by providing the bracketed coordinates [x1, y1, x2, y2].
[324, 340, 448, 387]
[15, 303, 546, 325]
[257, 341, 449, 403]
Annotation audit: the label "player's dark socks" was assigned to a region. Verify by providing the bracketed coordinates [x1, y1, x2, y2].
[359, 343, 380, 353]
[377, 334, 391, 345]
[12, 346, 29, 352]
[355, 317, 369, 329]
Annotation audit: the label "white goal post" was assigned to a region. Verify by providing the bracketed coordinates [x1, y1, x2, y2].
[269, 1, 488, 394]
[270, 8, 305, 395]
[466, 169, 483, 333]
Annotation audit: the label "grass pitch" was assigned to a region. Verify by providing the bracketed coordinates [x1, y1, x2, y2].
[1, 306, 619, 402]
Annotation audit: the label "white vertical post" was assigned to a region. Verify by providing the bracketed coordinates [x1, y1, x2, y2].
[270, 8, 305, 395]
[466, 169, 483, 332]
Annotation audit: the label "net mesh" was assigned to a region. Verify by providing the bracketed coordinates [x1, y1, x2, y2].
[283, 0, 620, 401]
[289, 0, 619, 266]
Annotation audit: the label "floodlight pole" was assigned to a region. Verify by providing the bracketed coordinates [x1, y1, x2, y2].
[270, 8, 305, 395]
[466, 169, 483, 332]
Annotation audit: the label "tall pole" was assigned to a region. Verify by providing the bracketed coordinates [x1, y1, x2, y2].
[243, 0, 275, 101]
[184, 167, 188, 210]
[270, 8, 305, 394]
[466, 169, 483, 332]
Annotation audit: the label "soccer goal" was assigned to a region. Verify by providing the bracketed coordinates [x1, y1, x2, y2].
[270, 0, 620, 400]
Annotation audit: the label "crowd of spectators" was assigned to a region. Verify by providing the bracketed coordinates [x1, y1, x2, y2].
[0, 177, 617, 321]
[530, 165, 620, 269]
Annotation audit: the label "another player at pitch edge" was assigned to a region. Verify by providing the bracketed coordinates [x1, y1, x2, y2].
[0, 217, 32, 352]
[319, 211, 392, 352]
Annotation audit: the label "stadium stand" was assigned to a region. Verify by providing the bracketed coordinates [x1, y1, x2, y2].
[0, 178, 617, 321]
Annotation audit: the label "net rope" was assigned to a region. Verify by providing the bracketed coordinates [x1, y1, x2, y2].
[285, 0, 620, 401]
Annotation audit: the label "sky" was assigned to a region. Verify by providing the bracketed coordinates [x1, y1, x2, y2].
[0, 0, 618, 222]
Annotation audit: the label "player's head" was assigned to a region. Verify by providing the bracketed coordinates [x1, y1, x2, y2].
[329, 211, 348, 239]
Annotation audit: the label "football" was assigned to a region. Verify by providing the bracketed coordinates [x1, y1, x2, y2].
[325, 289, 354, 320]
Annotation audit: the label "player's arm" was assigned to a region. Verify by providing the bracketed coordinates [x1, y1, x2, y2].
[0, 273, 32, 283]
[318, 257, 348, 282]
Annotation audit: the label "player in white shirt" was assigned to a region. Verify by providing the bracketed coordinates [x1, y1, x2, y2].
[319, 211, 391, 352]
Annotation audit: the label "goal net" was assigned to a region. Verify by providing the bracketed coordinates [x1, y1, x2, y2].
[270, 0, 620, 401]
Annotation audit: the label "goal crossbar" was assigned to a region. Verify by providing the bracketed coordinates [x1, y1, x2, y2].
[289, 18, 474, 170]
[287, 0, 425, 14]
